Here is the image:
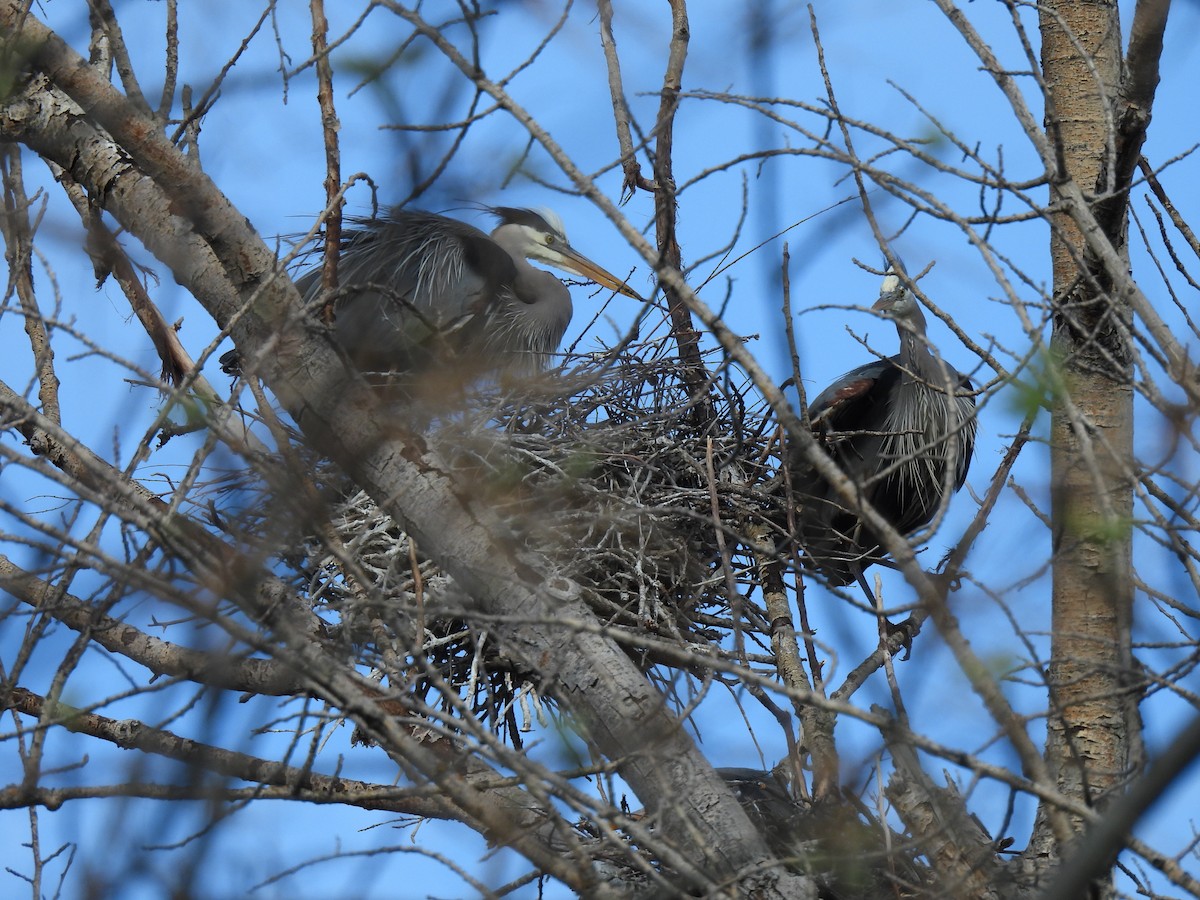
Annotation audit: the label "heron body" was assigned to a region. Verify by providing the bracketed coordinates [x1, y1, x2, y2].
[796, 266, 977, 594]
[220, 206, 638, 385]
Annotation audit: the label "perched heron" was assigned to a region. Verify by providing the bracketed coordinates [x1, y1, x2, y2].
[718, 767, 924, 894]
[794, 262, 977, 601]
[220, 206, 639, 383]
[719, 768, 801, 836]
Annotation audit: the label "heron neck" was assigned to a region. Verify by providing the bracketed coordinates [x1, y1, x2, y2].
[511, 260, 574, 350]
[897, 320, 935, 381]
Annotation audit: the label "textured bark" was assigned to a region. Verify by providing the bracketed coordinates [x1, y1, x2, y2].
[1037, 0, 1137, 882]
[885, 736, 1008, 900]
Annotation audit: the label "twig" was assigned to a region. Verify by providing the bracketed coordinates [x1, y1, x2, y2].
[310, 0, 343, 322]
[597, 0, 655, 199]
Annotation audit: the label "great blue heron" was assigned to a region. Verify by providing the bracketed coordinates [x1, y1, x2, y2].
[718, 767, 924, 893]
[794, 262, 977, 602]
[220, 206, 640, 383]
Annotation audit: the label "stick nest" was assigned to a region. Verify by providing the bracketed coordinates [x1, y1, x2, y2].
[225, 339, 790, 743]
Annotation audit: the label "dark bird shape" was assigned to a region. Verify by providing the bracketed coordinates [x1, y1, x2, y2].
[718, 768, 935, 897]
[719, 768, 801, 839]
[795, 262, 977, 601]
[220, 206, 639, 386]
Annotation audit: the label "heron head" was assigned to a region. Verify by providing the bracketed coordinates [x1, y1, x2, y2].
[490, 206, 641, 300]
[872, 260, 925, 330]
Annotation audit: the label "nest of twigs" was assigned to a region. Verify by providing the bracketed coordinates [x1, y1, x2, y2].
[207, 337, 950, 896]
[224, 337, 793, 742]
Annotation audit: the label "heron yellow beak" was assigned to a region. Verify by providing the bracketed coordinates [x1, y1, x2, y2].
[555, 245, 643, 301]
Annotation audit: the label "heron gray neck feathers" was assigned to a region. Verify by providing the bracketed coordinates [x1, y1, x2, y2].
[896, 316, 961, 396]
[891, 301, 941, 383]
[512, 261, 572, 329]
[897, 326, 933, 379]
[884, 308, 971, 511]
[481, 249, 572, 369]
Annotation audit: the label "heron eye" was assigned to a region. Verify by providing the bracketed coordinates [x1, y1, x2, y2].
[545, 234, 556, 245]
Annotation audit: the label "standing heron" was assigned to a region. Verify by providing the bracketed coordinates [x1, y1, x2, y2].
[220, 206, 640, 384]
[794, 262, 977, 602]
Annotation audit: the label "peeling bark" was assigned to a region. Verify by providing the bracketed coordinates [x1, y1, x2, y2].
[1035, 2, 1152, 890]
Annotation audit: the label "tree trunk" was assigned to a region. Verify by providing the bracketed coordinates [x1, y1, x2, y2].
[1036, 0, 1137, 885]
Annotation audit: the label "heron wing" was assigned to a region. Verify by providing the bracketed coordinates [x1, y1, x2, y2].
[796, 342, 977, 587]
[794, 358, 899, 584]
[300, 210, 519, 374]
[807, 359, 893, 424]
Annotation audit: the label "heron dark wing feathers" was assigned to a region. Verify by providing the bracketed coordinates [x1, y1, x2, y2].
[795, 351, 976, 587]
[335, 213, 506, 317]
[308, 212, 522, 374]
[808, 359, 893, 418]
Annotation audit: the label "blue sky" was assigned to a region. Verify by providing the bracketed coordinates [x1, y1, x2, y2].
[2, 1, 1198, 896]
